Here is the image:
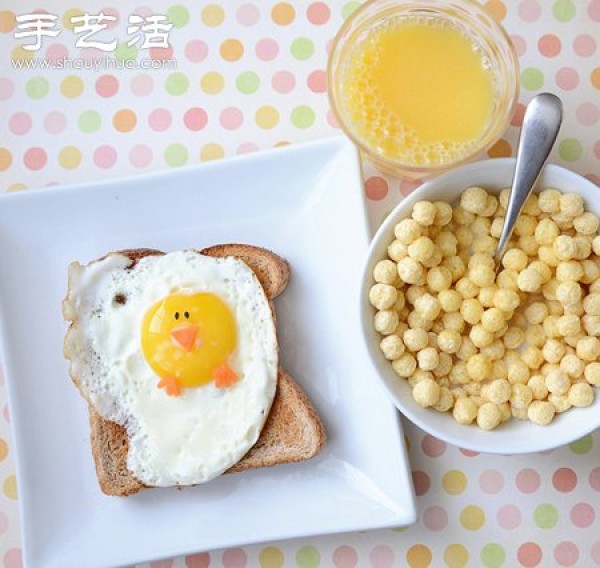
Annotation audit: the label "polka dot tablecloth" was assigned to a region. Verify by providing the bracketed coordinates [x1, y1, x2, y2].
[1, 1, 600, 567]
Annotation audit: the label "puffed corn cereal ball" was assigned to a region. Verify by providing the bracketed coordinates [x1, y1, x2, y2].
[460, 186, 488, 214]
[369, 283, 397, 310]
[584, 362, 600, 386]
[568, 382, 594, 407]
[392, 353, 417, 377]
[477, 402, 502, 430]
[374, 310, 399, 334]
[412, 378, 440, 407]
[452, 397, 477, 424]
[528, 400, 556, 425]
[397, 257, 425, 285]
[433, 387, 454, 412]
[380, 335, 405, 360]
[394, 218, 421, 244]
[545, 370, 571, 395]
[373, 260, 397, 284]
[412, 201, 436, 226]
[484, 379, 511, 404]
[467, 354, 492, 382]
[437, 329, 462, 354]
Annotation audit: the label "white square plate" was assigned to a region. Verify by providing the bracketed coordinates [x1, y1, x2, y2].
[0, 137, 416, 568]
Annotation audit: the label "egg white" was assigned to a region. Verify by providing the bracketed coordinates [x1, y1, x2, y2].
[63, 250, 278, 486]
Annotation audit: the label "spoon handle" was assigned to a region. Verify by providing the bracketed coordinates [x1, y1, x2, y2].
[495, 93, 563, 264]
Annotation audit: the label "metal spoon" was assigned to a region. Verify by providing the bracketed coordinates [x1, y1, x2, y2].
[494, 93, 564, 266]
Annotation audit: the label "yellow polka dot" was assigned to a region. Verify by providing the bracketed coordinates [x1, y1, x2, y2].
[444, 544, 469, 568]
[200, 143, 224, 162]
[259, 546, 284, 568]
[60, 75, 84, 98]
[442, 470, 467, 495]
[112, 109, 137, 132]
[0, 10, 16, 32]
[407, 544, 432, 568]
[0, 148, 12, 171]
[220, 38, 244, 62]
[460, 505, 485, 530]
[255, 106, 280, 129]
[201, 4, 225, 27]
[63, 8, 85, 31]
[200, 71, 224, 95]
[0, 439, 7, 461]
[7, 183, 26, 192]
[272, 3, 295, 25]
[3, 475, 17, 500]
[59, 146, 82, 169]
[11, 45, 34, 63]
[484, 0, 507, 21]
[592, 68, 600, 90]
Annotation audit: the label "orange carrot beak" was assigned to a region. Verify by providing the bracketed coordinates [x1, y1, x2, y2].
[170, 325, 198, 352]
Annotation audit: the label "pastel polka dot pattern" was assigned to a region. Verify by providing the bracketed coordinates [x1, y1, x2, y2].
[2, 3, 600, 567]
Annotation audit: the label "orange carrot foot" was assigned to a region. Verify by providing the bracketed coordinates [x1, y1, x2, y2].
[158, 376, 182, 396]
[213, 363, 239, 388]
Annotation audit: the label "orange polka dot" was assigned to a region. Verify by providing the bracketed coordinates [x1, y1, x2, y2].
[407, 544, 432, 568]
[484, 0, 507, 22]
[0, 439, 7, 461]
[220, 39, 244, 61]
[592, 68, 600, 90]
[488, 138, 512, 157]
[0, 148, 12, 171]
[0, 10, 15, 32]
[113, 109, 137, 132]
[274, 141, 291, 147]
[272, 2, 295, 25]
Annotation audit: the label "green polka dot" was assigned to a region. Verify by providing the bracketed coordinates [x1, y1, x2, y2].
[296, 546, 320, 568]
[534, 503, 559, 528]
[521, 68, 544, 90]
[236, 71, 260, 94]
[291, 105, 315, 128]
[342, 1, 361, 19]
[165, 72, 189, 95]
[78, 110, 101, 133]
[553, 0, 576, 22]
[167, 4, 189, 27]
[164, 143, 188, 167]
[559, 138, 583, 162]
[259, 546, 284, 568]
[25, 76, 49, 99]
[290, 37, 315, 60]
[391, 525, 409, 532]
[481, 543, 506, 568]
[569, 434, 593, 454]
[115, 41, 138, 62]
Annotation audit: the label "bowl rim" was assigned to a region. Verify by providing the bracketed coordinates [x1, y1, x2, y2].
[361, 158, 600, 453]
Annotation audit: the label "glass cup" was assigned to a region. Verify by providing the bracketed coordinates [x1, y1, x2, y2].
[328, 0, 519, 178]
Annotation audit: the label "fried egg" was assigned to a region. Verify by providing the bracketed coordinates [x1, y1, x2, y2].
[63, 250, 278, 487]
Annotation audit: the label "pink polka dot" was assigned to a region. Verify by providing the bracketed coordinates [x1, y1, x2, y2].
[552, 468, 577, 492]
[222, 548, 246, 568]
[479, 469, 504, 494]
[518, 0, 542, 21]
[511, 35, 527, 56]
[570, 502, 595, 528]
[497, 504, 522, 529]
[93, 145, 117, 169]
[237, 3, 260, 26]
[307, 2, 330, 24]
[421, 434, 447, 457]
[3, 548, 22, 568]
[100, 6, 119, 28]
[459, 448, 479, 457]
[592, 541, 600, 564]
[185, 553, 210, 568]
[23, 147, 47, 171]
[150, 560, 173, 568]
[96, 74, 119, 97]
[511, 102, 526, 126]
[365, 176, 389, 201]
[0, 78, 15, 101]
[3, 404, 9, 423]
[587, 173, 600, 187]
[516, 468, 540, 493]
[272, 70, 295, 93]
[423, 505, 448, 531]
[9, 112, 32, 135]
[184, 107, 208, 131]
[220, 107, 243, 130]
[556, 68, 580, 90]
[590, 0, 600, 21]
[554, 542, 579, 567]
[574, 34, 597, 57]
[576, 102, 600, 125]
[369, 545, 395, 568]
[256, 38, 279, 61]
[129, 144, 152, 168]
[130, 73, 153, 96]
[412, 470, 431, 496]
[43, 111, 66, 134]
[236, 142, 259, 154]
[518, 543, 542, 567]
[590, 466, 600, 490]
[185, 40, 208, 63]
[150, 44, 174, 61]
[148, 108, 172, 131]
[45, 43, 68, 65]
[0, 512, 8, 534]
[79, 47, 103, 62]
[333, 545, 358, 568]
[307, 69, 326, 93]
[594, 141, 600, 160]
[326, 109, 339, 128]
[538, 34, 561, 57]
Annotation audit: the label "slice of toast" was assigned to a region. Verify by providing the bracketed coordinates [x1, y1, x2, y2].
[79, 244, 325, 496]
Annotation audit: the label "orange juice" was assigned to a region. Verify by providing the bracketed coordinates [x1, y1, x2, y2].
[338, 16, 496, 168]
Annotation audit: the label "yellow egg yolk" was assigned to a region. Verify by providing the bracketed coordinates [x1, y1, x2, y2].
[141, 293, 237, 388]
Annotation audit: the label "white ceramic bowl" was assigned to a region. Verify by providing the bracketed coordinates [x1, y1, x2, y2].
[361, 158, 600, 454]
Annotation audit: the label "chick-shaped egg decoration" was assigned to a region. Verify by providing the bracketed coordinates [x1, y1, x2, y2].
[141, 293, 238, 396]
